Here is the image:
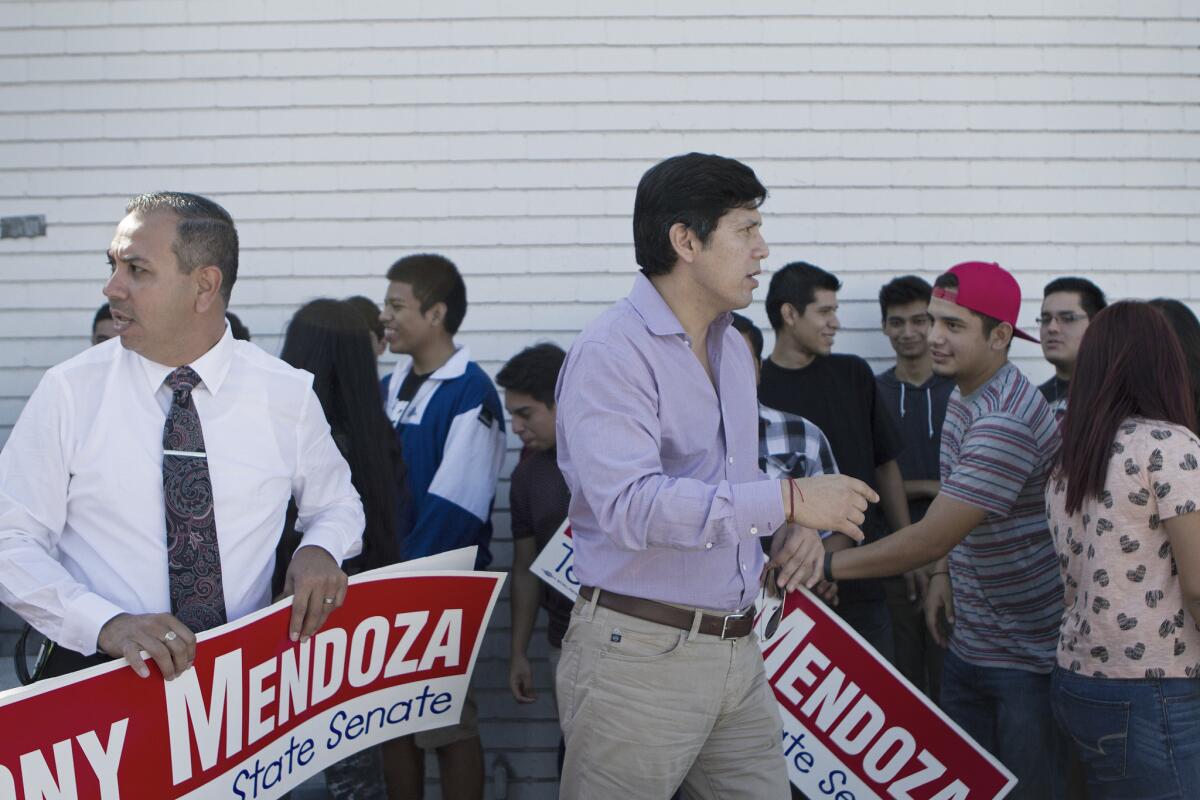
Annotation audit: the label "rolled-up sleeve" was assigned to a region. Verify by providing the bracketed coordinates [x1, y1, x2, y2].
[558, 340, 784, 552]
[291, 386, 365, 563]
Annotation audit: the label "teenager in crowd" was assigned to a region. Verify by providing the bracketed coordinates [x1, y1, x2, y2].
[876, 275, 954, 700]
[1038, 277, 1107, 416]
[824, 261, 1065, 798]
[276, 298, 409, 800]
[379, 253, 505, 800]
[1047, 301, 1200, 796]
[497, 343, 573, 772]
[760, 262, 910, 661]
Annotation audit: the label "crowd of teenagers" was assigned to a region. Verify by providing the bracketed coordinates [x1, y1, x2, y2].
[3, 152, 1200, 800]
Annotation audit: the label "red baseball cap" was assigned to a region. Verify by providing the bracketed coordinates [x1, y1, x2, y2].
[932, 261, 1039, 343]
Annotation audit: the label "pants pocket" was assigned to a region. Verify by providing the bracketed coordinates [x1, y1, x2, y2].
[1052, 681, 1130, 783]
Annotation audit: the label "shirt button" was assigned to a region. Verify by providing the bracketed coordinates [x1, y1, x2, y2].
[705, 542, 713, 550]
[728, 456, 734, 464]
[741, 563, 747, 571]
[750, 526, 758, 535]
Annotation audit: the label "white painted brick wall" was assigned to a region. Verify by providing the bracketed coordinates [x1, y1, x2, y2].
[0, 3, 1197, 797]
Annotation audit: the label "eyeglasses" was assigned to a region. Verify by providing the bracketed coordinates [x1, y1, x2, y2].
[759, 566, 784, 641]
[1037, 312, 1088, 327]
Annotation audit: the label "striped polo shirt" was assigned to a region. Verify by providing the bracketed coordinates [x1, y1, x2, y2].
[940, 362, 1064, 673]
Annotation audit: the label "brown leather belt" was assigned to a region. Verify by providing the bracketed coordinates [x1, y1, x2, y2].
[579, 586, 755, 639]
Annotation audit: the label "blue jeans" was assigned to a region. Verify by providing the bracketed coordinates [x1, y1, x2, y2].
[1051, 667, 1200, 799]
[940, 650, 1065, 800]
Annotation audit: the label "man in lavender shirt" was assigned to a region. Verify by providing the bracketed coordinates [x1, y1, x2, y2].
[554, 153, 879, 799]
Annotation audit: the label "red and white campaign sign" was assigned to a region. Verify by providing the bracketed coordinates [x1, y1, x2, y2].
[535, 538, 1016, 799]
[0, 548, 503, 800]
[529, 520, 579, 601]
[759, 589, 1016, 799]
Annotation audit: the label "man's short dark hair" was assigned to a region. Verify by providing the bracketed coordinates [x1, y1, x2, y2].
[765, 262, 842, 331]
[730, 313, 763, 363]
[633, 153, 767, 277]
[125, 192, 238, 303]
[934, 273, 1002, 338]
[496, 343, 567, 408]
[93, 302, 112, 331]
[878, 275, 933, 322]
[386, 253, 467, 335]
[225, 311, 250, 341]
[1044, 277, 1107, 318]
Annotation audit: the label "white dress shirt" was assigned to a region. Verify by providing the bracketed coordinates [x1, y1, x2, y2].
[0, 326, 365, 655]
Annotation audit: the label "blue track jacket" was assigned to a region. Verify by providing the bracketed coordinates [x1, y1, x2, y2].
[383, 347, 505, 569]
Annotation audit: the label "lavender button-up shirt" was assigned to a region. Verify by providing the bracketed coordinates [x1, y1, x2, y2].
[555, 275, 786, 612]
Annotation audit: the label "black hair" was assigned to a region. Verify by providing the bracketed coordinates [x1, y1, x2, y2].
[93, 302, 112, 330]
[878, 275, 933, 322]
[344, 295, 384, 341]
[279, 299, 404, 571]
[1149, 298, 1200, 431]
[933, 273, 1002, 339]
[225, 311, 250, 341]
[125, 192, 239, 303]
[765, 262, 842, 331]
[496, 343, 567, 409]
[1044, 277, 1107, 318]
[633, 152, 767, 277]
[386, 253, 467, 335]
[730, 313, 763, 363]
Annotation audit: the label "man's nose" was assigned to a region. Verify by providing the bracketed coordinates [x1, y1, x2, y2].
[103, 269, 124, 300]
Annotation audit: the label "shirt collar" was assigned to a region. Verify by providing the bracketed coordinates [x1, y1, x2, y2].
[390, 345, 473, 384]
[135, 323, 235, 397]
[626, 273, 734, 339]
[627, 274, 685, 337]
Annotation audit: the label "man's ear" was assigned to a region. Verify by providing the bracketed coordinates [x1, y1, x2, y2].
[194, 265, 224, 314]
[668, 221, 700, 266]
[779, 302, 799, 328]
[991, 322, 1015, 351]
[426, 301, 448, 329]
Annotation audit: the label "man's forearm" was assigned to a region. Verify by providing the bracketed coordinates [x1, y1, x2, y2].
[509, 570, 539, 657]
[829, 518, 953, 581]
[903, 479, 940, 500]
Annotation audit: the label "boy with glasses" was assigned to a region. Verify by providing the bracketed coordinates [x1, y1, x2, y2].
[1037, 277, 1107, 415]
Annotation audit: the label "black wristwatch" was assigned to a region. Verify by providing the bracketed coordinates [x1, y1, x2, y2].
[823, 550, 835, 582]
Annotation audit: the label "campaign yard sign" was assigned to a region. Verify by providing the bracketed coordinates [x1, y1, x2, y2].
[0, 549, 503, 800]
[760, 589, 1016, 799]
[529, 520, 579, 601]
[536, 536, 1016, 799]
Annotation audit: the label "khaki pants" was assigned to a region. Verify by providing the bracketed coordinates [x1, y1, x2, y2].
[556, 594, 789, 800]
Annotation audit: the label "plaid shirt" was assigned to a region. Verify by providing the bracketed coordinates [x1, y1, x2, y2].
[758, 403, 839, 480]
[758, 403, 839, 539]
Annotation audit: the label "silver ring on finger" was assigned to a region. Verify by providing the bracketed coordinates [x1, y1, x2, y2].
[323, 597, 335, 605]
[163, 630, 178, 643]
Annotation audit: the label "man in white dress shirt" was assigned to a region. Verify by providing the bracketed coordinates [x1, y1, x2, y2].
[0, 192, 364, 681]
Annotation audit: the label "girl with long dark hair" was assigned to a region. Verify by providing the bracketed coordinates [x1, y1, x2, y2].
[1047, 301, 1200, 796]
[277, 298, 410, 800]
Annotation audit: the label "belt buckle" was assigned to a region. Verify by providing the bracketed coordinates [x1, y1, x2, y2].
[720, 610, 748, 640]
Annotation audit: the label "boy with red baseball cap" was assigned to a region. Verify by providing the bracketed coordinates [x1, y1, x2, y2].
[824, 261, 1065, 798]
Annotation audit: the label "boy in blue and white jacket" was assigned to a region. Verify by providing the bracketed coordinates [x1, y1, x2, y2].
[378, 253, 504, 797]
[380, 253, 505, 570]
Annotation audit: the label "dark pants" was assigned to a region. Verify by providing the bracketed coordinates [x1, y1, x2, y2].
[38, 644, 112, 680]
[941, 650, 1065, 800]
[883, 575, 943, 701]
[1052, 667, 1200, 799]
[836, 599, 895, 664]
